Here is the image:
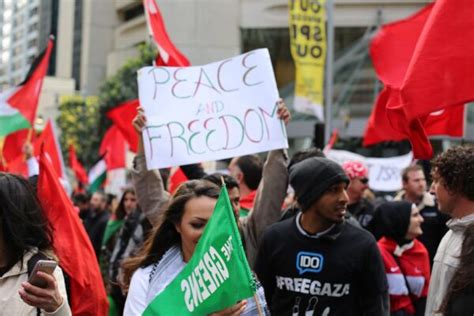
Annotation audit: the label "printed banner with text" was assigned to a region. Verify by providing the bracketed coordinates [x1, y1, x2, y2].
[326, 149, 413, 192]
[137, 48, 289, 170]
[142, 186, 256, 315]
[289, 0, 326, 120]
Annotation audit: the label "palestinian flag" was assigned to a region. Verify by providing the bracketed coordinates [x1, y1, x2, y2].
[88, 158, 107, 193]
[143, 186, 256, 315]
[0, 37, 54, 137]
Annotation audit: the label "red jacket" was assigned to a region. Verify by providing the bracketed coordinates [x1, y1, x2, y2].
[378, 237, 430, 314]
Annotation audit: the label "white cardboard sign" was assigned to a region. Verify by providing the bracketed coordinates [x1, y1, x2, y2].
[137, 49, 289, 169]
[326, 149, 414, 192]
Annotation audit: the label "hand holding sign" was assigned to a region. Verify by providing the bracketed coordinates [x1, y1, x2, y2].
[137, 49, 289, 170]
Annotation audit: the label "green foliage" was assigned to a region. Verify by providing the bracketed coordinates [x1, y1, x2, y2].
[56, 95, 101, 168]
[97, 43, 156, 136]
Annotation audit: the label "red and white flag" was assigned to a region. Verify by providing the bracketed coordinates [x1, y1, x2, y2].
[143, 0, 190, 67]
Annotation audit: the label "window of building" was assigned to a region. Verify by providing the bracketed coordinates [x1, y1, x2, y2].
[240, 27, 377, 121]
[28, 22, 38, 32]
[29, 7, 38, 17]
[27, 38, 36, 48]
[13, 45, 22, 55]
[123, 4, 144, 21]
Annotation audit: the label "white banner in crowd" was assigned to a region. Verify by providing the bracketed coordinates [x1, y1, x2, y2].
[137, 49, 289, 169]
[326, 149, 414, 192]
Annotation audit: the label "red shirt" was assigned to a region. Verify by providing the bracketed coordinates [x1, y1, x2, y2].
[378, 237, 431, 315]
[240, 190, 257, 211]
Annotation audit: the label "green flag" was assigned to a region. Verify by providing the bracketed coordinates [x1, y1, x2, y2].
[143, 186, 256, 315]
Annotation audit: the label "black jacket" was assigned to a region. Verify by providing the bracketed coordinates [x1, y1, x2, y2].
[84, 210, 110, 259]
[255, 214, 389, 316]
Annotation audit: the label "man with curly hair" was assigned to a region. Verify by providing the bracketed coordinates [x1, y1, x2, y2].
[425, 146, 474, 315]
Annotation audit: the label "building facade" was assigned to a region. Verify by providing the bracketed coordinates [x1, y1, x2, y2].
[4, 0, 472, 144]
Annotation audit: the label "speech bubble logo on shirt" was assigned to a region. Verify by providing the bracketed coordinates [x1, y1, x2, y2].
[296, 252, 324, 275]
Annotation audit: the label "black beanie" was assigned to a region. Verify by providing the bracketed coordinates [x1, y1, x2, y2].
[289, 157, 349, 211]
[370, 201, 413, 245]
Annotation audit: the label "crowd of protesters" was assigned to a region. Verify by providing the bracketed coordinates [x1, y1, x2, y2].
[1, 100, 473, 315]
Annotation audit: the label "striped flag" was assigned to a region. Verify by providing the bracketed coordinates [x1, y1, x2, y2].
[88, 159, 107, 193]
[0, 37, 54, 137]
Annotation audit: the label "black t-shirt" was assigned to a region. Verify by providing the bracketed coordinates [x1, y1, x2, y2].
[255, 215, 388, 316]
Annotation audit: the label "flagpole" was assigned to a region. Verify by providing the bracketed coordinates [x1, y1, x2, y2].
[324, 0, 335, 144]
[253, 293, 264, 316]
[27, 127, 34, 143]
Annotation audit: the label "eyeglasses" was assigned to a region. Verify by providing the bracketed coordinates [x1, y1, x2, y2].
[359, 178, 369, 184]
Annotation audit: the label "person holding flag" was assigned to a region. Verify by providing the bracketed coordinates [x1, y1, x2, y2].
[121, 179, 268, 315]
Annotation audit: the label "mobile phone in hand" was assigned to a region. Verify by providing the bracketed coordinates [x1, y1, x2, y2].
[28, 260, 57, 288]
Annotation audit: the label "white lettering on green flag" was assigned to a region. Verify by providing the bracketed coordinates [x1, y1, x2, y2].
[142, 186, 255, 315]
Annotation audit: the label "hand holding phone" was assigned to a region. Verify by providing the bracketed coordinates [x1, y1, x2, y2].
[27, 260, 57, 288]
[20, 259, 64, 313]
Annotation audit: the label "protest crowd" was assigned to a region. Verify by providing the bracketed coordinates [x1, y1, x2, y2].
[1, 0, 474, 316]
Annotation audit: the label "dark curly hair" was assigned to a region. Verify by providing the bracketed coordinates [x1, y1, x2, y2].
[431, 146, 474, 201]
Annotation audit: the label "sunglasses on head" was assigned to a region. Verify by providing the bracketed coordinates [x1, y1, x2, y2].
[359, 177, 369, 184]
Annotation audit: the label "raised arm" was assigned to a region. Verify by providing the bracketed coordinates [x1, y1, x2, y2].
[131, 108, 170, 226]
[241, 100, 290, 268]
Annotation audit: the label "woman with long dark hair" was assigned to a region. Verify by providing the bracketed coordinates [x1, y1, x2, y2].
[105, 188, 146, 315]
[121, 180, 267, 315]
[438, 223, 474, 315]
[0, 173, 71, 315]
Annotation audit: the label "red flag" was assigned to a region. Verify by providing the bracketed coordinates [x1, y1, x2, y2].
[0, 158, 7, 172]
[323, 128, 339, 154]
[399, 0, 474, 122]
[2, 129, 33, 163]
[99, 125, 126, 170]
[69, 144, 88, 185]
[2, 121, 62, 177]
[143, 0, 190, 67]
[2, 37, 53, 161]
[8, 37, 54, 126]
[37, 149, 109, 316]
[106, 99, 139, 153]
[169, 167, 188, 194]
[4, 155, 27, 177]
[33, 121, 64, 178]
[364, 4, 465, 157]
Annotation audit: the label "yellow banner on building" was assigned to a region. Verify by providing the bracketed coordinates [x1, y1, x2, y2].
[289, 0, 326, 121]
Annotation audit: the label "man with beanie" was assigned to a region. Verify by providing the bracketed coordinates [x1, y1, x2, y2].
[342, 161, 375, 228]
[255, 157, 389, 316]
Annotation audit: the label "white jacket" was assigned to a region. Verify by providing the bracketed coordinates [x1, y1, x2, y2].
[425, 213, 474, 315]
[0, 249, 71, 316]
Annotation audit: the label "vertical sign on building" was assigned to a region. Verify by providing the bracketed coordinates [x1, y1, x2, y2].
[289, 0, 326, 121]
